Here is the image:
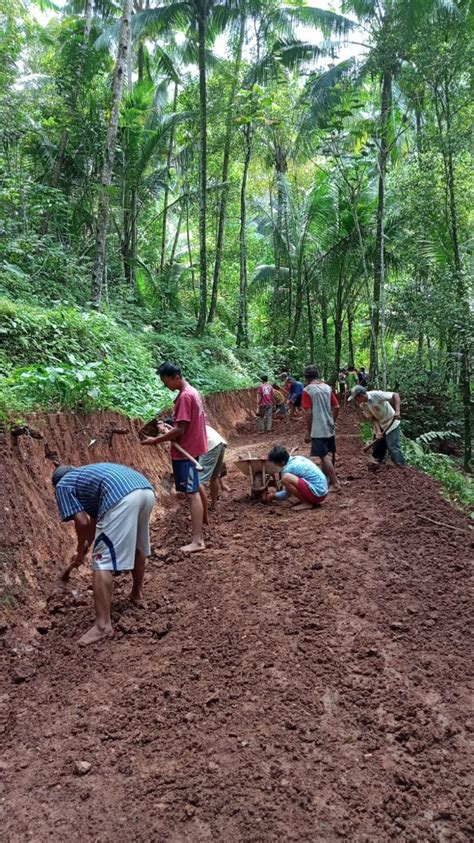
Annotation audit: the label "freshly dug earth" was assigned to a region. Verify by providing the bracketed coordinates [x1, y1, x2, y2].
[1, 409, 473, 841]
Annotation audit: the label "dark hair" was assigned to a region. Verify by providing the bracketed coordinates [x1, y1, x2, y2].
[260, 375, 268, 382]
[304, 365, 319, 380]
[268, 446, 290, 465]
[163, 416, 174, 427]
[52, 465, 75, 487]
[158, 361, 182, 378]
[271, 383, 279, 389]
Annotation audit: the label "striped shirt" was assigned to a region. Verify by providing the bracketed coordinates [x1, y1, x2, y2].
[55, 463, 154, 522]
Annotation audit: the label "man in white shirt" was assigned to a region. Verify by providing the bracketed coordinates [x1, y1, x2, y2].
[349, 385, 405, 466]
[199, 424, 228, 509]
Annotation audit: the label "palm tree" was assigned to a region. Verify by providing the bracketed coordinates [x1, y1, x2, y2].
[91, 0, 132, 307]
[128, 0, 241, 334]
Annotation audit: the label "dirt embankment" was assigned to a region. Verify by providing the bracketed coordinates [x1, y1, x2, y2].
[0, 388, 256, 614]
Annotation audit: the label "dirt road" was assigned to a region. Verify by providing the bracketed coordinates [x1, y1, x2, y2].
[1, 410, 472, 841]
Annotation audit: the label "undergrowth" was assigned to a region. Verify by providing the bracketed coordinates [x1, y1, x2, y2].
[0, 297, 276, 420]
[360, 421, 473, 512]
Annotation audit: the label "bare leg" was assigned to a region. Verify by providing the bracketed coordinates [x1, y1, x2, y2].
[210, 476, 219, 509]
[78, 571, 114, 646]
[321, 454, 341, 491]
[281, 474, 315, 510]
[130, 548, 146, 602]
[181, 491, 206, 553]
[199, 484, 209, 525]
[218, 477, 230, 493]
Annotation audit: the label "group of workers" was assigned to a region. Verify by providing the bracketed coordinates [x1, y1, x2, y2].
[51, 361, 405, 646]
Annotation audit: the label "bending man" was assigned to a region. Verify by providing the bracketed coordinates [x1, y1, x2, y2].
[349, 385, 405, 466]
[52, 462, 155, 646]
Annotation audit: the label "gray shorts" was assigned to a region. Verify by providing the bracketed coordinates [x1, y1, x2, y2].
[91, 488, 156, 572]
[199, 443, 227, 485]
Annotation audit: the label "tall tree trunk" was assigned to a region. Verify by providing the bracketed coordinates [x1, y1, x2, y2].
[369, 70, 392, 384]
[320, 287, 329, 378]
[50, 0, 94, 190]
[236, 124, 252, 347]
[195, 10, 208, 336]
[347, 306, 355, 367]
[91, 0, 132, 307]
[169, 206, 183, 266]
[290, 251, 305, 341]
[160, 83, 179, 273]
[305, 267, 314, 363]
[208, 8, 246, 323]
[122, 185, 137, 286]
[185, 198, 198, 315]
[333, 263, 344, 378]
[442, 80, 471, 469]
[273, 143, 287, 339]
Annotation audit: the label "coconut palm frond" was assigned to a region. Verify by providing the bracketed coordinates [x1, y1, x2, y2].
[282, 5, 357, 39]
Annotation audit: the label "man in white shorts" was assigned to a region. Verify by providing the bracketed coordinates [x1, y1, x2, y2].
[53, 463, 155, 646]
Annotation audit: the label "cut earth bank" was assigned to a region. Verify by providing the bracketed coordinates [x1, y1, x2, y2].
[0, 387, 256, 625]
[0, 391, 472, 841]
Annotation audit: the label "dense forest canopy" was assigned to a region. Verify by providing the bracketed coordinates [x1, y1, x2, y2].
[0, 0, 472, 471]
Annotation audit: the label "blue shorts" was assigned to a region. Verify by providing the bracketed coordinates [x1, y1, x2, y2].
[172, 458, 200, 494]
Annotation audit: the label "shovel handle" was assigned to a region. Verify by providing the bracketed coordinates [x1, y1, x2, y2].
[362, 419, 397, 452]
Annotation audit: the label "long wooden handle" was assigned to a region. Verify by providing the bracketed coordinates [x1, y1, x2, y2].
[362, 418, 398, 452]
[150, 422, 204, 470]
[173, 442, 203, 471]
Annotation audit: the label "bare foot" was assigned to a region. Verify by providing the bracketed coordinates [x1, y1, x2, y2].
[129, 594, 147, 608]
[78, 623, 114, 647]
[181, 540, 206, 554]
[291, 502, 314, 511]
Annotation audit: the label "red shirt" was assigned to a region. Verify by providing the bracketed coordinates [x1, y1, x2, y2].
[172, 382, 208, 459]
[257, 384, 274, 406]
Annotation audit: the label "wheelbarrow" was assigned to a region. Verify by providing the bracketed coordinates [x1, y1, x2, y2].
[234, 457, 281, 500]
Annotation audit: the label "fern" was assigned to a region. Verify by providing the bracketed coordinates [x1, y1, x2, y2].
[416, 430, 461, 448]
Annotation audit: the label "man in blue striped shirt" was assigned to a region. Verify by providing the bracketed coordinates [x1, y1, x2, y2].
[53, 463, 155, 646]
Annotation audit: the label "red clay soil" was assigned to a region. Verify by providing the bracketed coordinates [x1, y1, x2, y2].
[1, 408, 473, 841]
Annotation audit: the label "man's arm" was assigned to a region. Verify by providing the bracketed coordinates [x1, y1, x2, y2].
[330, 391, 339, 423]
[72, 512, 96, 564]
[141, 420, 187, 447]
[390, 392, 401, 418]
[301, 391, 313, 441]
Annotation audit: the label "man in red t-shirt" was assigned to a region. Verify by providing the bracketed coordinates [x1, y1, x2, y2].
[256, 376, 274, 433]
[141, 362, 208, 553]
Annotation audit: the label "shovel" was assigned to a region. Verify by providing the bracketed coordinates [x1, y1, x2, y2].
[362, 419, 398, 453]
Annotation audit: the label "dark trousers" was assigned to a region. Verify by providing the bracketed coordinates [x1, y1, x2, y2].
[372, 426, 405, 466]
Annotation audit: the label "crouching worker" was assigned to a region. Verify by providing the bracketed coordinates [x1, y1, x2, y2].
[265, 446, 328, 511]
[52, 463, 155, 647]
